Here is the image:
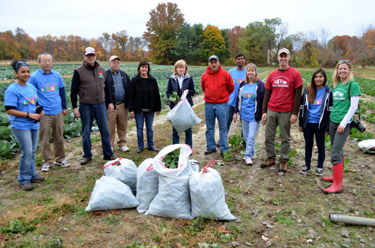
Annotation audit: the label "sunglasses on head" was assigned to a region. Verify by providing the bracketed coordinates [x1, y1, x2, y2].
[338, 59, 351, 64]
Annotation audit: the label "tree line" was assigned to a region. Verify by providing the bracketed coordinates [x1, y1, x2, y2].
[1, 2, 374, 67]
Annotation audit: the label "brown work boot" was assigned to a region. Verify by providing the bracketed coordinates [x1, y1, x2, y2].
[260, 157, 275, 168]
[279, 160, 288, 173]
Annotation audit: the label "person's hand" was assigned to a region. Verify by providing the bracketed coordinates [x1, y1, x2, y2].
[130, 111, 135, 118]
[261, 113, 267, 125]
[40, 110, 45, 117]
[299, 127, 303, 132]
[184, 89, 188, 95]
[73, 108, 80, 118]
[325, 132, 329, 137]
[108, 103, 114, 112]
[290, 114, 297, 124]
[233, 113, 237, 123]
[156, 111, 160, 116]
[29, 113, 42, 121]
[62, 109, 68, 116]
[337, 125, 345, 134]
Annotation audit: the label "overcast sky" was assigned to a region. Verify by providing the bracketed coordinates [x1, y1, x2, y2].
[0, 0, 374, 40]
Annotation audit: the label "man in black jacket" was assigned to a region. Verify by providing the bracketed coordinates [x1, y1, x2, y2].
[105, 55, 131, 152]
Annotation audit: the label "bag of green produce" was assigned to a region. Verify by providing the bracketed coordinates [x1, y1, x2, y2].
[189, 160, 236, 220]
[85, 176, 139, 211]
[136, 158, 159, 213]
[167, 91, 201, 133]
[104, 158, 137, 193]
[146, 144, 193, 219]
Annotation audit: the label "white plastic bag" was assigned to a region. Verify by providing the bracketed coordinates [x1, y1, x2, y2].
[190, 159, 200, 172]
[85, 176, 139, 211]
[358, 139, 375, 153]
[189, 160, 236, 220]
[167, 92, 202, 133]
[146, 144, 193, 219]
[104, 158, 137, 192]
[136, 158, 159, 213]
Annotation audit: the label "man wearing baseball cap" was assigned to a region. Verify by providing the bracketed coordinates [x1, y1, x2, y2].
[201, 55, 234, 156]
[261, 48, 303, 173]
[105, 55, 131, 152]
[71, 47, 115, 165]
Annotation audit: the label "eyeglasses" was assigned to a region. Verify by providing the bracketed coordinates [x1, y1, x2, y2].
[41, 60, 52, 63]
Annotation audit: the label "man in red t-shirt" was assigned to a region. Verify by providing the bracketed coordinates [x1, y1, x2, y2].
[260, 48, 303, 173]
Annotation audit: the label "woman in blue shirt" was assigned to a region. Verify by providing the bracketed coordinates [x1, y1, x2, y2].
[4, 60, 45, 191]
[299, 68, 332, 176]
[233, 63, 265, 165]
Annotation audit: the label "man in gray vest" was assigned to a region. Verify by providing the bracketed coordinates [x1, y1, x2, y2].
[71, 47, 115, 165]
[105, 55, 130, 152]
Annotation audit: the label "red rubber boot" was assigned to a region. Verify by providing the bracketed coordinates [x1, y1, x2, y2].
[322, 157, 344, 182]
[324, 161, 343, 194]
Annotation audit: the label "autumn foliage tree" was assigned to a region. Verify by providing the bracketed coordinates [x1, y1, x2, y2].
[201, 25, 226, 62]
[226, 26, 244, 58]
[112, 30, 129, 60]
[143, 2, 185, 64]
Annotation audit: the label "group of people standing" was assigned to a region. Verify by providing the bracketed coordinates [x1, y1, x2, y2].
[5, 46, 361, 194]
[200, 48, 361, 194]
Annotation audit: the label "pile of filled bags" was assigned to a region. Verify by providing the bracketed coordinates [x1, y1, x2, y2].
[85, 144, 236, 221]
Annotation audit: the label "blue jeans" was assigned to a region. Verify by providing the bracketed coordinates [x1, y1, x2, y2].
[205, 102, 229, 152]
[135, 112, 155, 149]
[79, 103, 113, 159]
[303, 123, 326, 169]
[242, 120, 260, 158]
[172, 127, 193, 148]
[226, 105, 235, 134]
[12, 128, 39, 184]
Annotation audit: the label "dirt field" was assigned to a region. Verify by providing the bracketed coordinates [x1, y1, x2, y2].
[1, 75, 375, 247]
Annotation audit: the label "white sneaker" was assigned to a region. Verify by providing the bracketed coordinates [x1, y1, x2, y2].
[245, 157, 253, 165]
[41, 164, 52, 172]
[120, 146, 130, 152]
[54, 160, 70, 168]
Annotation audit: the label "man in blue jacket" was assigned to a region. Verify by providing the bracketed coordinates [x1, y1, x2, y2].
[105, 55, 131, 152]
[29, 52, 70, 172]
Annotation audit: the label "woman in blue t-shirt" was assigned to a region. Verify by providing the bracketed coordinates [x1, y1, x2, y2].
[299, 68, 332, 176]
[4, 60, 45, 191]
[233, 63, 265, 165]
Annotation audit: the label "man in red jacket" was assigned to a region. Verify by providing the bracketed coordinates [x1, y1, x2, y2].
[201, 55, 234, 156]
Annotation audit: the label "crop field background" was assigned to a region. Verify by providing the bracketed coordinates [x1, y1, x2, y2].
[0, 63, 375, 247]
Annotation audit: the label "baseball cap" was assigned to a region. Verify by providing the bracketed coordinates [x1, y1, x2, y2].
[109, 55, 120, 62]
[84, 47, 96, 55]
[277, 48, 290, 56]
[208, 55, 219, 62]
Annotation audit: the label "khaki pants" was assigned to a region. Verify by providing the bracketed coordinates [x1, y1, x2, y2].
[107, 103, 128, 147]
[265, 109, 292, 161]
[39, 112, 65, 164]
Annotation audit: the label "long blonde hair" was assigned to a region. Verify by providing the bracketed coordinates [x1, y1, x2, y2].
[244, 63, 258, 83]
[332, 60, 354, 88]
